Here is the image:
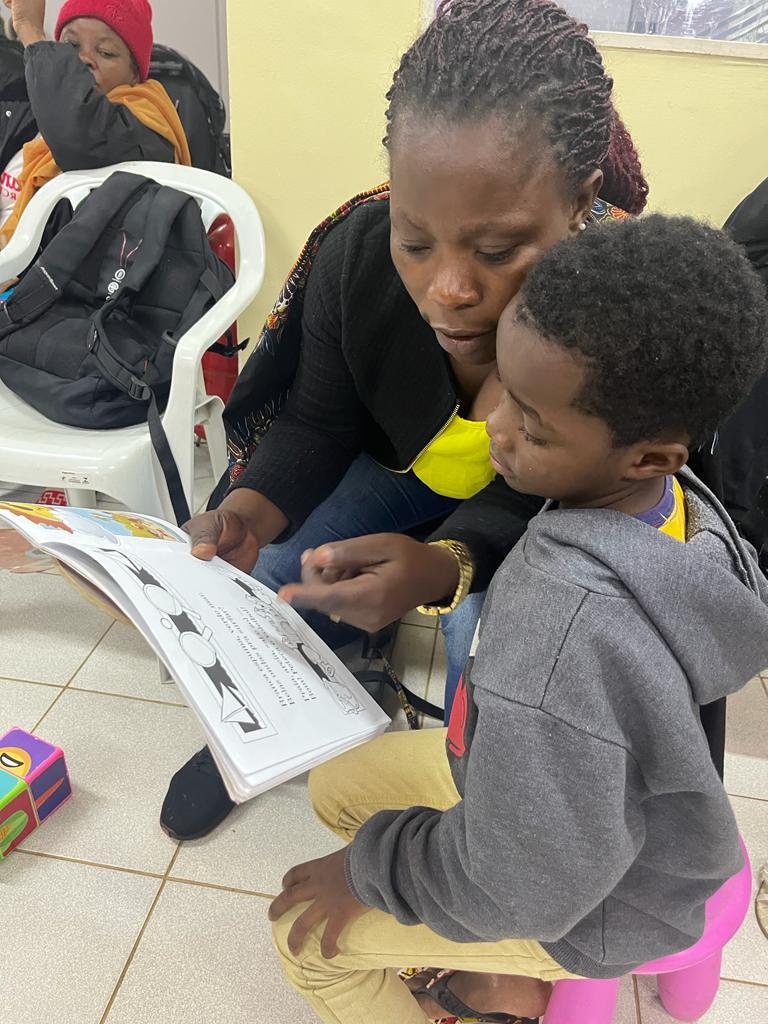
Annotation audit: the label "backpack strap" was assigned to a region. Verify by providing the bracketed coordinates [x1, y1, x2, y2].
[147, 391, 192, 527]
[116, 183, 193, 296]
[172, 266, 225, 339]
[86, 307, 192, 527]
[0, 265, 61, 335]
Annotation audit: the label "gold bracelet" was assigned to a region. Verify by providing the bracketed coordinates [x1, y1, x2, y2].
[416, 540, 475, 616]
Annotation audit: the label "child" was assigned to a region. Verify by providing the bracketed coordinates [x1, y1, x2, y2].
[0, 0, 190, 241]
[268, 214, 768, 1024]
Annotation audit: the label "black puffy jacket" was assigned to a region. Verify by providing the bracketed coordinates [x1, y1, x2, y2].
[0, 38, 36, 174]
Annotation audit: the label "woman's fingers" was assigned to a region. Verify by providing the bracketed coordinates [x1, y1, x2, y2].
[184, 511, 227, 558]
[184, 510, 261, 573]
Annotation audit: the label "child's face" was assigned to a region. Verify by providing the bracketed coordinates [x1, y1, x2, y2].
[60, 18, 138, 94]
[487, 306, 642, 506]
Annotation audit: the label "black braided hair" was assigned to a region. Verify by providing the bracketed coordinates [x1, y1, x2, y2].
[385, 0, 649, 215]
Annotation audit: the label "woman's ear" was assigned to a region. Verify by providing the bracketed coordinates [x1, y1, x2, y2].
[568, 169, 603, 235]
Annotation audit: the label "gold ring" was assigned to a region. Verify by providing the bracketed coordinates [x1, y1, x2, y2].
[330, 613, 341, 624]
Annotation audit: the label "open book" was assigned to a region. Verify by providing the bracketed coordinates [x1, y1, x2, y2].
[0, 502, 390, 802]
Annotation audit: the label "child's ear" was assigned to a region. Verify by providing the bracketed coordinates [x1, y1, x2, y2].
[623, 442, 689, 481]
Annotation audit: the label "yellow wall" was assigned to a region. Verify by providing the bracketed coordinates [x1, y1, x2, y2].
[226, 0, 422, 341]
[603, 43, 768, 226]
[227, 8, 768, 338]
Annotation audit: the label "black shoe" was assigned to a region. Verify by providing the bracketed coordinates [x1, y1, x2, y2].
[160, 746, 235, 840]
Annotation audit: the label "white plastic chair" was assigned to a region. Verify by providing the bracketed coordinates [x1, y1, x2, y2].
[0, 161, 265, 520]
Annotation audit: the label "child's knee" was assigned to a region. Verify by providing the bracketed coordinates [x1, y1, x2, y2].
[308, 758, 345, 828]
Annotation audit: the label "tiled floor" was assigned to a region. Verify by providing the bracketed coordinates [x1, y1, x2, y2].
[1, 477, 767, 1022]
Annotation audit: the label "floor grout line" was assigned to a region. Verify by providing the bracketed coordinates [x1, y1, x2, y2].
[719, 976, 768, 989]
[15, 846, 280, 902]
[98, 844, 184, 1024]
[726, 792, 768, 805]
[424, 626, 440, 704]
[66, 686, 187, 709]
[165, 874, 274, 899]
[62, 619, 117, 690]
[400, 619, 439, 631]
[29, 619, 115, 734]
[0, 675, 65, 689]
[632, 975, 642, 1023]
[30, 686, 69, 734]
[15, 848, 166, 881]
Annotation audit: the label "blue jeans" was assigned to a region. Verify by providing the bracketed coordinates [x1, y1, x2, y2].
[252, 455, 486, 718]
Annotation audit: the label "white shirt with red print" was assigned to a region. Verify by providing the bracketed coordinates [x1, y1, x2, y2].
[0, 148, 24, 229]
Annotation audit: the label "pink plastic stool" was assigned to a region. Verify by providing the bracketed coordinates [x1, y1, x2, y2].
[543, 837, 753, 1024]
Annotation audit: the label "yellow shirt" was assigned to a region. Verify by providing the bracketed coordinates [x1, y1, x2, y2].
[653, 476, 687, 542]
[412, 414, 495, 500]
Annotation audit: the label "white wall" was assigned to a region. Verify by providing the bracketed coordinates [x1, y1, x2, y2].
[41, 0, 229, 107]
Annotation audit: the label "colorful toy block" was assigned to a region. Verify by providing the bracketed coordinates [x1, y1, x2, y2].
[0, 769, 37, 858]
[0, 728, 71, 859]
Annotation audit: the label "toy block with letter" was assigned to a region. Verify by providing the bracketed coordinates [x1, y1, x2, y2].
[0, 727, 72, 838]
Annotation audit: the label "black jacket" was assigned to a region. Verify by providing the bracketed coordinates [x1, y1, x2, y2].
[24, 41, 174, 169]
[232, 198, 543, 590]
[714, 177, 768, 559]
[0, 38, 36, 172]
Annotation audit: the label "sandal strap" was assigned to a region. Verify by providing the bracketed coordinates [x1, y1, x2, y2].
[422, 972, 538, 1024]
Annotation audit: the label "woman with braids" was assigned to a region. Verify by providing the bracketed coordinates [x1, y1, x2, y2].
[161, 0, 649, 843]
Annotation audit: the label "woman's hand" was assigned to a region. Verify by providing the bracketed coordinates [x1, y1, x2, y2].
[4, 0, 46, 45]
[279, 534, 460, 632]
[183, 489, 288, 575]
[268, 848, 369, 957]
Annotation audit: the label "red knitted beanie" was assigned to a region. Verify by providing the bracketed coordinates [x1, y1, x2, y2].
[55, 0, 154, 82]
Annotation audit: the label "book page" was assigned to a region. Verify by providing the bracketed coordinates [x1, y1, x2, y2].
[0, 503, 187, 547]
[0, 503, 390, 798]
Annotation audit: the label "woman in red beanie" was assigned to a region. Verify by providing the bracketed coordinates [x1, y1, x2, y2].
[0, 0, 190, 242]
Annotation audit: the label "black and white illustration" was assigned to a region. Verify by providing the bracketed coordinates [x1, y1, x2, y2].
[0, 502, 391, 803]
[95, 549, 272, 740]
[210, 562, 365, 716]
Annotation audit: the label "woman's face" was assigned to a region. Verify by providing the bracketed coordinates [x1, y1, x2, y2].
[389, 118, 600, 367]
[60, 18, 138, 94]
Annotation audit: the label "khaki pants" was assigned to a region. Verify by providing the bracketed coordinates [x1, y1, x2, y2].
[272, 728, 576, 1024]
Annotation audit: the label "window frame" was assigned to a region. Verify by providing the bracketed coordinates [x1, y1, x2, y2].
[419, 2, 768, 59]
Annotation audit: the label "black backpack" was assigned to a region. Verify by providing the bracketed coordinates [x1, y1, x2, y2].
[0, 170, 234, 525]
[150, 44, 231, 177]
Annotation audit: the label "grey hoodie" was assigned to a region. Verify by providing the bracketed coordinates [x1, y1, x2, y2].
[347, 470, 768, 978]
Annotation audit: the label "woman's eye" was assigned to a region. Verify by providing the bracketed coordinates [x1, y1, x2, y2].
[99, 51, 117, 59]
[478, 248, 516, 264]
[399, 243, 430, 255]
[519, 426, 547, 447]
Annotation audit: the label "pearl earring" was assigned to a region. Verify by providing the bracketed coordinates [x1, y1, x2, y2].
[579, 222, 587, 232]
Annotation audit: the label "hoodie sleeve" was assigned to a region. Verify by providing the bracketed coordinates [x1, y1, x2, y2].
[25, 41, 174, 170]
[346, 690, 645, 943]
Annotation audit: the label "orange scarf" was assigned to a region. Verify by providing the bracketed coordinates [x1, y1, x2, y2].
[1, 79, 191, 244]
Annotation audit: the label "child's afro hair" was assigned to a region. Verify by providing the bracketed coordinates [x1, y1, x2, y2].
[516, 213, 768, 447]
